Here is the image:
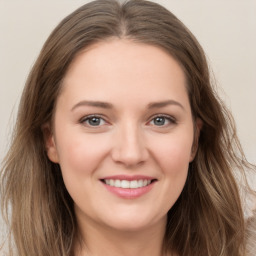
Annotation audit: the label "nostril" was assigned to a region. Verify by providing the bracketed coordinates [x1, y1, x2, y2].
[111, 132, 148, 166]
[111, 150, 148, 168]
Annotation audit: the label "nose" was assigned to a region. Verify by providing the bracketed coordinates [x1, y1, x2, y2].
[111, 122, 149, 168]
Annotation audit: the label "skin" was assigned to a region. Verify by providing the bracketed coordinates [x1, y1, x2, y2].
[45, 39, 200, 256]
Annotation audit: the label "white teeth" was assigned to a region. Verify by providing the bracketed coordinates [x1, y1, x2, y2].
[138, 180, 143, 187]
[130, 180, 138, 188]
[121, 180, 130, 188]
[115, 180, 121, 187]
[104, 179, 152, 189]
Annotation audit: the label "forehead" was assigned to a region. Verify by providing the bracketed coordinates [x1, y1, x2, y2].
[59, 39, 189, 109]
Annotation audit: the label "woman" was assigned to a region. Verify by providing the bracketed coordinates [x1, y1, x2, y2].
[1, 0, 255, 255]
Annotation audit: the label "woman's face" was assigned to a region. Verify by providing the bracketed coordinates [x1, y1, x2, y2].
[46, 39, 199, 232]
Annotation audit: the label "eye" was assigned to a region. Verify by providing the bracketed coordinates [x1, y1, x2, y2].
[149, 115, 176, 127]
[80, 115, 107, 127]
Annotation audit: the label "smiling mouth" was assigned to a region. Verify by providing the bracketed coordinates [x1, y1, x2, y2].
[100, 179, 157, 189]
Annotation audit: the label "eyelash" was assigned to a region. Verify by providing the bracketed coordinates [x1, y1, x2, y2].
[148, 114, 177, 127]
[79, 114, 176, 128]
[80, 114, 108, 127]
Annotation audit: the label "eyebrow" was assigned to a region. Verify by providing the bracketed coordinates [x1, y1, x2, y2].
[147, 100, 184, 110]
[71, 99, 184, 111]
[71, 100, 113, 111]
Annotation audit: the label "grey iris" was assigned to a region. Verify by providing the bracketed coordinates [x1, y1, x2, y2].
[89, 117, 101, 126]
[154, 117, 165, 126]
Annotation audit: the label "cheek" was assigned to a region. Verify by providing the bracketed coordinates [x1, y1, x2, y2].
[153, 134, 193, 209]
[150, 132, 193, 175]
[55, 132, 112, 206]
[56, 131, 111, 178]
[142, 133, 193, 215]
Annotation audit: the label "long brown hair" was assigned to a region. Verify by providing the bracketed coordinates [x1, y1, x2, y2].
[246, 210, 256, 255]
[1, 0, 255, 255]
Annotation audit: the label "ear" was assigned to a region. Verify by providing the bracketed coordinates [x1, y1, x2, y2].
[41, 123, 59, 163]
[190, 118, 203, 162]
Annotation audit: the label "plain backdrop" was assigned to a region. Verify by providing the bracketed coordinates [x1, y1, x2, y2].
[0, 0, 256, 244]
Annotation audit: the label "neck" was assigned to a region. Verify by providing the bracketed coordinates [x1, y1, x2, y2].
[74, 214, 170, 256]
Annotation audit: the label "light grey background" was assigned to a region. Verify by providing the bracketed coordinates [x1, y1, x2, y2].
[1, 0, 256, 246]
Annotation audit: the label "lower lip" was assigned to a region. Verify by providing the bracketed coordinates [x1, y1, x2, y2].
[102, 182, 155, 199]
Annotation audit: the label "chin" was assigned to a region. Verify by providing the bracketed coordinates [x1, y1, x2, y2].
[101, 213, 167, 233]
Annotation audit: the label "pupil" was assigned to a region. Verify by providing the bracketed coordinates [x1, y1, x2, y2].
[89, 117, 100, 126]
[154, 117, 165, 126]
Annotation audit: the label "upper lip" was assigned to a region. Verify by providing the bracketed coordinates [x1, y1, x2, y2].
[100, 175, 157, 181]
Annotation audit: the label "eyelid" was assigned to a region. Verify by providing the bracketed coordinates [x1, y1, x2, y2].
[79, 114, 108, 126]
[147, 113, 177, 126]
[79, 113, 177, 127]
